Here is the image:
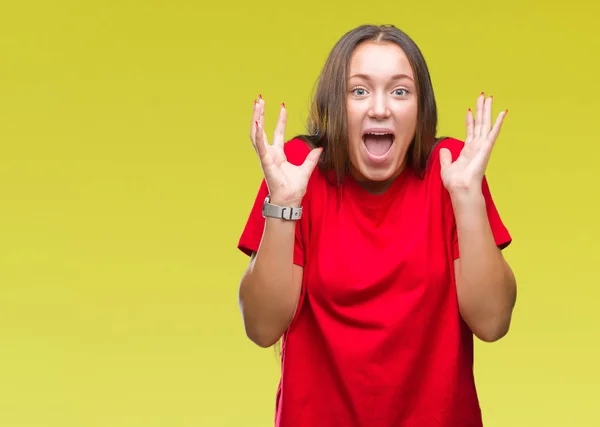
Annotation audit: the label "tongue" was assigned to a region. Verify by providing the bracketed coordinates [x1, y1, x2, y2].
[364, 134, 393, 156]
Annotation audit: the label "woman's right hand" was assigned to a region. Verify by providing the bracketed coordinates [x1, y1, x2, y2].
[250, 96, 323, 206]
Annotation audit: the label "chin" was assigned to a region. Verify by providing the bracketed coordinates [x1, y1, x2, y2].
[356, 164, 398, 182]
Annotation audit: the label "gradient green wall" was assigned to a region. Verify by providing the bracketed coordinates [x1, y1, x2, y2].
[0, 1, 598, 426]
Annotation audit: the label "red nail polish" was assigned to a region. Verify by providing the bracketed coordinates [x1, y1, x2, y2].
[282, 102, 286, 108]
[254, 99, 257, 104]
[259, 94, 262, 99]
[468, 108, 471, 112]
[255, 121, 259, 127]
[505, 109, 508, 115]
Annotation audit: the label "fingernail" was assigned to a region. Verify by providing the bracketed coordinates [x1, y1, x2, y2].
[255, 121, 259, 127]
[481, 92, 484, 96]
[505, 109, 508, 115]
[468, 108, 471, 112]
[282, 102, 285, 108]
[259, 94, 262, 99]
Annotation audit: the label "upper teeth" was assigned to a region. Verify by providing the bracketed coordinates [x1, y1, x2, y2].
[370, 132, 390, 135]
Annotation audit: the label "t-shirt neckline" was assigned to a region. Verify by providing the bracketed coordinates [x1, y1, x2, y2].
[342, 167, 414, 209]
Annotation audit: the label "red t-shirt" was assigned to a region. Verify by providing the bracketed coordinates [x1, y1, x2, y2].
[238, 137, 512, 427]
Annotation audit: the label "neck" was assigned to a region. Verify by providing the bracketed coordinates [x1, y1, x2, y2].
[350, 164, 407, 195]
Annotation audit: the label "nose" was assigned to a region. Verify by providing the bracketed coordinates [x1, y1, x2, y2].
[367, 93, 391, 120]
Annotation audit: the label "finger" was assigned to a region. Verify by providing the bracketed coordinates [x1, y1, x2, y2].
[258, 95, 265, 129]
[439, 148, 453, 169]
[273, 103, 287, 147]
[256, 96, 271, 147]
[474, 92, 485, 138]
[249, 99, 259, 143]
[254, 120, 268, 159]
[465, 108, 474, 143]
[488, 109, 507, 144]
[483, 95, 493, 136]
[301, 147, 324, 176]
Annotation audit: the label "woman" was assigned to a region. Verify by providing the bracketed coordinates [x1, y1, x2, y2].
[237, 24, 517, 427]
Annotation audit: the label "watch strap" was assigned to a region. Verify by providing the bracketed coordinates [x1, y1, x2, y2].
[262, 196, 302, 220]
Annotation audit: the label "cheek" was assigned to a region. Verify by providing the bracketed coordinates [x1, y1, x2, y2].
[346, 105, 361, 126]
[398, 104, 418, 127]
[346, 106, 363, 146]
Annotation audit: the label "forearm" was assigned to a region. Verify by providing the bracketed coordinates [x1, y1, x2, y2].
[238, 217, 300, 348]
[452, 192, 516, 342]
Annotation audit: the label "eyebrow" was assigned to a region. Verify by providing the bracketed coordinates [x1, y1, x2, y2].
[349, 73, 414, 82]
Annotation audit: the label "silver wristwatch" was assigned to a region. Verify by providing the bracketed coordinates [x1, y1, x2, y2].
[262, 195, 302, 220]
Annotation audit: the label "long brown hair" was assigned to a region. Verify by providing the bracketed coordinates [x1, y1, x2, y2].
[296, 24, 440, 183]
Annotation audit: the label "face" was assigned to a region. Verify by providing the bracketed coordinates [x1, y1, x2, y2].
[346, 41, 418, 193]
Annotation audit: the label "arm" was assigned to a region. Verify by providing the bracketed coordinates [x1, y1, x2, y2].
[439, 93, 516, 342]
[453, 193, 517, 342]
[238, 216, 304, 348]
[238, 97, 321, 348]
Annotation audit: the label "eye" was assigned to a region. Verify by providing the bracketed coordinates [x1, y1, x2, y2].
[350, 87, 368, 96]
[394, 89, 409, 96]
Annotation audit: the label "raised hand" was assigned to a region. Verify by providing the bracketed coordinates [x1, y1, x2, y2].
[440, 93, 508, 198]
[250, 96, 323, 206]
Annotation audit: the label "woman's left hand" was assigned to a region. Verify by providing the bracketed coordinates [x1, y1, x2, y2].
[440, 93, 507, 199]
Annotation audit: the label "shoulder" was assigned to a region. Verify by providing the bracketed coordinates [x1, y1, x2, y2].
[418, 137, 466, 184]
[283, 137, 313, 166]
[422, 137, 466, 177]
[283, 137, 328, 198]
[429, 137, 465, 163]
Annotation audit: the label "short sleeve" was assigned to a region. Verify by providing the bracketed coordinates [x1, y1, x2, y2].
[452, 176, 512, 259]
[432, 137, 512, 260]
[236, 138, 311, 267]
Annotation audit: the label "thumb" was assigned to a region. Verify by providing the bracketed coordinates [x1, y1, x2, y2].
[439, 148, 452, 170]
[301, 147, 324, 175]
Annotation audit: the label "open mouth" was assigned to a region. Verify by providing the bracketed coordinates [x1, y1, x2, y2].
[362, 130, 395, 157]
